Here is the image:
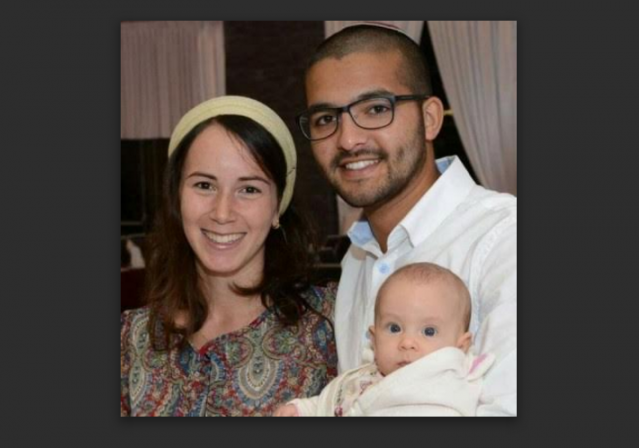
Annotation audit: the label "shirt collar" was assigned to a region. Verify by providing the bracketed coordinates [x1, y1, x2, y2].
[400, 156, 476, 247]
[347, 156, 476, 252]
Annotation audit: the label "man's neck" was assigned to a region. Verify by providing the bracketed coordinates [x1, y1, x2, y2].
[365, 156, 440, 253]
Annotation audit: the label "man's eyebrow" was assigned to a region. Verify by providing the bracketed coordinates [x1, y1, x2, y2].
[307, 89, 395, 111]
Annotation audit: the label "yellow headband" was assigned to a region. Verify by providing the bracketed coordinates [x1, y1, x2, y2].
[168, 96, 297, 216]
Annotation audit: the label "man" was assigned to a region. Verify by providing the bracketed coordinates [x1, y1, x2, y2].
[297, 24, 517, 416]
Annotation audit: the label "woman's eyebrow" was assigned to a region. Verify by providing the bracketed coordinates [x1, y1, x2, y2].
[238, 176, 270, 184]
[185, 172, 216, 180]
[184, 173, 270, 184]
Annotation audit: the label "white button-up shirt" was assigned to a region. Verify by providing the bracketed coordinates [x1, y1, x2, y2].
[336, 156, 517, 416]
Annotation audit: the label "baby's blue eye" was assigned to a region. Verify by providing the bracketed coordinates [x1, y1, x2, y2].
[422, 327, 437, 337]
[389, 323, 401, 333]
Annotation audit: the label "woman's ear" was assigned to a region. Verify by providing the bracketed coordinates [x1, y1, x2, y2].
[422, 96, 445, 142]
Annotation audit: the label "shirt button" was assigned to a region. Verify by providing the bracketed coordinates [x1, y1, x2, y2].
[379, 263, 390, 274]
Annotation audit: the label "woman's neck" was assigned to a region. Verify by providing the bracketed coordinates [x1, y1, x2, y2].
[190, 276, 267, 349]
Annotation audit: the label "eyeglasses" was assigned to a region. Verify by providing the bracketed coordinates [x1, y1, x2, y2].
[296, 94, 429, 141]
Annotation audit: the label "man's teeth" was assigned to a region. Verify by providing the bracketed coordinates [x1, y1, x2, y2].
[344, 160, 379, 170]
[204, 232, 243, 244]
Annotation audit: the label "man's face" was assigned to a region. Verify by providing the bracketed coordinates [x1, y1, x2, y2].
[305, 51, 428, 209]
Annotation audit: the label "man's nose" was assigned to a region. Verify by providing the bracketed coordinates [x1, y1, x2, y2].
[335, 112, 367, 152]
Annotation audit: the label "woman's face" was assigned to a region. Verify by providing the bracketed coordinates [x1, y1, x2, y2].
[179, 124, 279, 285]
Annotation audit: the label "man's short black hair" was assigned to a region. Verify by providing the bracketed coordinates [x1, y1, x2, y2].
[307, 24, 432, 95]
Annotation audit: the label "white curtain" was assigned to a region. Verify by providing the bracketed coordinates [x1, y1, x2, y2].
[121, 21, 225, 139]
[429, 21, 517, 195]
[325, 21, 424, 44]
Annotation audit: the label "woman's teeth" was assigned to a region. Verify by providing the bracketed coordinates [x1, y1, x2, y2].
[204, 232, 243, 244]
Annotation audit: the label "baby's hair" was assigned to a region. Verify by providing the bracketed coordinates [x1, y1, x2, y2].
[376, 262, 471, 331]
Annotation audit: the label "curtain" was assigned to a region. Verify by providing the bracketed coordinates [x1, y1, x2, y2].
[324, 21, 424, 44]
[429, 21, 517, 195]
[121, 21, 225, 139]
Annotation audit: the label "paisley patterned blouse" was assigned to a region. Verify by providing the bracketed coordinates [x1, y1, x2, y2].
[120, 285, 337, 416]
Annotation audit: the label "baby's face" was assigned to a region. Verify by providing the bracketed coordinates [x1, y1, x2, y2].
[370, 278, 469, 376]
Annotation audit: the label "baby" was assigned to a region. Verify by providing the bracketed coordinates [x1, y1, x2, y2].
[274, 262, 494, 416]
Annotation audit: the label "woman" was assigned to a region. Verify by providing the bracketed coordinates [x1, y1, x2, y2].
[120, 96, 337, 416]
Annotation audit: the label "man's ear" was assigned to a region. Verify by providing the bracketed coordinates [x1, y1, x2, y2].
[456, 331, 472, 353]
[422, 96, 445, 142]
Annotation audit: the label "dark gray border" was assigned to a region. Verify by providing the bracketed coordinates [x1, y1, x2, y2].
[4, 1, 637, 445]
